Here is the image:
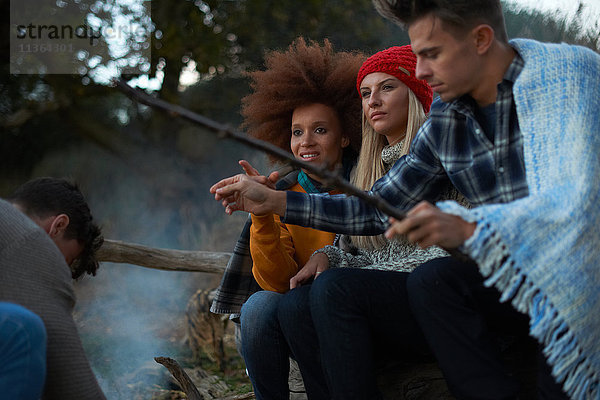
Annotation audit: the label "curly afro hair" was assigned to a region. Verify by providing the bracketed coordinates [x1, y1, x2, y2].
[241, 38, 366, 160]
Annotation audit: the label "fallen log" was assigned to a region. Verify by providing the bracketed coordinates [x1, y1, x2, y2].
[96, 239, 231, 273]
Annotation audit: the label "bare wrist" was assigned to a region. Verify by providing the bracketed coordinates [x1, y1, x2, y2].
[463, 221, 477, 241]
[271, 190, 287, 216]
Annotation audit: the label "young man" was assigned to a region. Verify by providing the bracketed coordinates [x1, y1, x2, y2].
[9, 177, 102, 278]
[1, 177, 106, 399]
[211, 1, 599, 398]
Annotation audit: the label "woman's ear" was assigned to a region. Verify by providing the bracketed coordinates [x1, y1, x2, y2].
[341, 135, 350, 148]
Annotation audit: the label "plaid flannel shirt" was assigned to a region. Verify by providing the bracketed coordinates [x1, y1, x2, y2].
[284, 53, 528, 234]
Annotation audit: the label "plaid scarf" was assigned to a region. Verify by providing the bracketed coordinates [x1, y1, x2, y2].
[210, 170, 323, 318]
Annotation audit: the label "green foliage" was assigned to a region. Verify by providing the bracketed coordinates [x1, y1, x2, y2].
[206, 0, 408, 63]
[503, 2, 599, 50]
[4, 0, 596, 190]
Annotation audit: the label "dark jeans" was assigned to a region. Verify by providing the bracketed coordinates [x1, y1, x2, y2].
[407, 257, 569, 400]
[279, 268, 428, 400]
[278, 286, 330, 400]
[240, 290, 329, 400]
[240, 291, 290, 400]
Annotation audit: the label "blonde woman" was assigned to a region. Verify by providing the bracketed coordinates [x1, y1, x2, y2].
[290, 45, 451, 289]
[277, 46, 462, 399]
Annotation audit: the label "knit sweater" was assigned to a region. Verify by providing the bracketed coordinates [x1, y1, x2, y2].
[438, 39, 600, 400]
[250, 182, 338, 293]
[0, 199, 105, 400]
[317, 141, 460, 273]
[318, 234, 447, 273]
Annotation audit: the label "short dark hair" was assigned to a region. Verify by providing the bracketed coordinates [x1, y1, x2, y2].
[9, 177, 103, 279]
[372, 0, 508, 43]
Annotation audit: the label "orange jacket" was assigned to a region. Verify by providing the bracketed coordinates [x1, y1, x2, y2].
[250, 182, 337, 293]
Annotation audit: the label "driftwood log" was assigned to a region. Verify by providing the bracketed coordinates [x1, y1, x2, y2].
[96, 239, 231, 273]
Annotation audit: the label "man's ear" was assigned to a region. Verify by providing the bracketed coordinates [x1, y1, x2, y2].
[48, 214, 70, 238]
[471, 24, 494, 55]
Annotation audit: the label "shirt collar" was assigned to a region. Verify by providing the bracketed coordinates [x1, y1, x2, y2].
[503, 50, 524, 84]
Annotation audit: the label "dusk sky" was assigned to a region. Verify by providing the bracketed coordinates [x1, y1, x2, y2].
[508, 0, 600, 33]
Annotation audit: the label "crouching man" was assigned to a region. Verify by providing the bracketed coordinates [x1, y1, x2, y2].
[1, 177, 106, 399]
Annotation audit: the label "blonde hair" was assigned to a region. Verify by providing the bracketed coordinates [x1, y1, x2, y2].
[350, 89, 427, 249]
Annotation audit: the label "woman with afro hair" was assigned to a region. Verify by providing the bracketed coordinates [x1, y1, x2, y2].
[210, 38, 365, 399]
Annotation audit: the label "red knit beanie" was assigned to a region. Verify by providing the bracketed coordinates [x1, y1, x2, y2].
[356, 45, 433, 113]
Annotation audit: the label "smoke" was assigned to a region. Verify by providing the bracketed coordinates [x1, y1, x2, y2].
[74, 264, 213, 396]
[34, 139, 263, 397]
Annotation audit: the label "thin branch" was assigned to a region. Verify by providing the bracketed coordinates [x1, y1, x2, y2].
[114, 79, 405, 221]
[154, 356, 256, 400]
[154, 357, 203, 400]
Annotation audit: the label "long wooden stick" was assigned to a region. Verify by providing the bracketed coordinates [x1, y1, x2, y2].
[114, 80, 471, 263]
[114, 79, 405, 221]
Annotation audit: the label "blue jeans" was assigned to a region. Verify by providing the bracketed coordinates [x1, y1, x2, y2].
[279, 268, 428, 400]
[241, 290, 330, 400]
[241, 291, 289, 400]
[0, 302, 47, 400]
[278, 286, 329, 399]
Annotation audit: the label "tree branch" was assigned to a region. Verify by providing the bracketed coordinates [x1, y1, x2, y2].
[154, 356, 256, 399]
[114, 79, 405, 221]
